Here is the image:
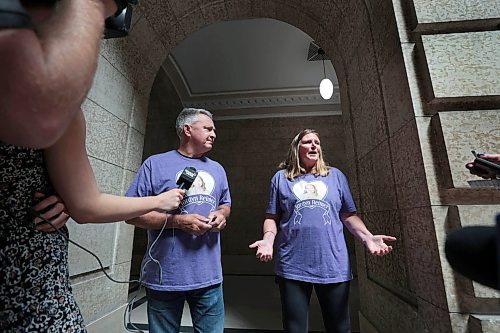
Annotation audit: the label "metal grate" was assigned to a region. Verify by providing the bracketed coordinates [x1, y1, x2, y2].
[307, 41, 330, 61]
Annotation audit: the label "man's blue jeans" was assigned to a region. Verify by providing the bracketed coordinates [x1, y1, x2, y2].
[146, 283, 224, 333]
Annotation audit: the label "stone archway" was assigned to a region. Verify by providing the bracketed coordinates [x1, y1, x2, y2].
[128, 1, 424, 331]
[77, 1, 500, 332]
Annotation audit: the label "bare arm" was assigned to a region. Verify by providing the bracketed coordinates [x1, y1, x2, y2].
[340, 212, 396, 256]
[127, 204, 231, 234]
[249, 214, 279, 262]
[127, 211, 214, 235]
[0, 0, 117, 148]
[126, 211, 171, 230]
[44, 111, 184, 223]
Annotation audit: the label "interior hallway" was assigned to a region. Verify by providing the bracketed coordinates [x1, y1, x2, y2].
[124, 275, 360, 332]
[75, 1, 500, 332]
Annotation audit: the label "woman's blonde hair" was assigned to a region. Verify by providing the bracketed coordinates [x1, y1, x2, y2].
[279, 129, 330, 180]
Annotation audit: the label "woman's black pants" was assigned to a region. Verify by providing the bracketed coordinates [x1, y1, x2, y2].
[277, 276, 351, 333]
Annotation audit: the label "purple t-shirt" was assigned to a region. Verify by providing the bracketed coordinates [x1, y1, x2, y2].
[267, 168, 356, 284]
[126, 150, 231, 291]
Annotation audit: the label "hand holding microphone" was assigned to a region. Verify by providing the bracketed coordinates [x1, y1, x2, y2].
[176, 166, 198, 190]
[157, 189, 185, 211]
[170, 167, 216, 236]
[156, 167, 198, 211]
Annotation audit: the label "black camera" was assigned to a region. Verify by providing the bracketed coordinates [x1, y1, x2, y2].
[104, 0, 138, 39]
[2, 0, 136, 32]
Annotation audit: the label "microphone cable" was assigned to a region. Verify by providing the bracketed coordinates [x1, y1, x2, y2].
[33, 211, 165, 333]
[126, 217, 170, 333]
[123, 283, 146, 333]
[140, 216, 169, 286]
[33, 211, 138, 284]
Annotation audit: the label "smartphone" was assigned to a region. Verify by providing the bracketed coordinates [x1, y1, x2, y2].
[471, 151, 500, 175]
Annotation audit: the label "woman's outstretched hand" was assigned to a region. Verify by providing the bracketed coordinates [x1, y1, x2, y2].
[364, 235, 397, 256]
[249, 239, 274, 262]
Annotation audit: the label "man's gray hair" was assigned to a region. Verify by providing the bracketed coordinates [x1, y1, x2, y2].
[175, 108, 213, 137]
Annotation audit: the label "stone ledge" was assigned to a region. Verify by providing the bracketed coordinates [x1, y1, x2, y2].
[440, 188, 500, 205]
[469, 314, 500, 333]
[359, 311, 380, 333]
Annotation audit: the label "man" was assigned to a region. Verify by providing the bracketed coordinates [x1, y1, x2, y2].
[126, 108, 231, 332]
[0, 0, 117, 148]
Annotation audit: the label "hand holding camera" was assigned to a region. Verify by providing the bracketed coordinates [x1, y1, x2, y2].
[466, 151, 500, 179]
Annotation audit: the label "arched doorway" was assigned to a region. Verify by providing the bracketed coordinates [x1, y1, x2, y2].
[130, 17, 356, 331]
[78, 1, 500, 332]
[122, 1, 418, 331]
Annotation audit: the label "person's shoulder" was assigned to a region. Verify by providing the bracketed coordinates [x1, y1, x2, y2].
[271, 169, 286, 181]
[204, 156, 224, 168]
[327, 167, 347, 178]
[327, 166, 341, 173]
[144, 150, 176, 164]
[204, 155, 216, 163]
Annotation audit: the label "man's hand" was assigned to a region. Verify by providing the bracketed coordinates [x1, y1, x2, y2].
[208, 210, 227, 232]
[174, 214, 212, 236]
[32, 192, 70, 232]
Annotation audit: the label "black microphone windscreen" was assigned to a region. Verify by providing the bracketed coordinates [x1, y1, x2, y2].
[176, 167, 198, 190]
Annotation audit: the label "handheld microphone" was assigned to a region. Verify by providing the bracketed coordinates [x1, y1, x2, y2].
[176, 167, 198, 190]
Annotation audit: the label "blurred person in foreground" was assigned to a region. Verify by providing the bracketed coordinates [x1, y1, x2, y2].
[0, 1, 185, 331]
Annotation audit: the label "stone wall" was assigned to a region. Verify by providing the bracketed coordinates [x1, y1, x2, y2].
[75, 1, 500, 331]
[392, 0, 500, 332]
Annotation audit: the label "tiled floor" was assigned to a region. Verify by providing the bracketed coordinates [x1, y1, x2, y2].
[124, 275, 358, 332]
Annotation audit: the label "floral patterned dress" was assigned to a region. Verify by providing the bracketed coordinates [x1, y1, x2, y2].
[0, 144, 86, 332]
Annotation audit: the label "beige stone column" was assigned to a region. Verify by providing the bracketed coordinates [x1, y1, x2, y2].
[393, 0, 500, 332]
[69, 15, 170, 331]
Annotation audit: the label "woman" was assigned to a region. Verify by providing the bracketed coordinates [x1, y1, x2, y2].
[249, 129, 396, 333]
[0, 111, 184, 332]
[0, 1, 180, 331]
